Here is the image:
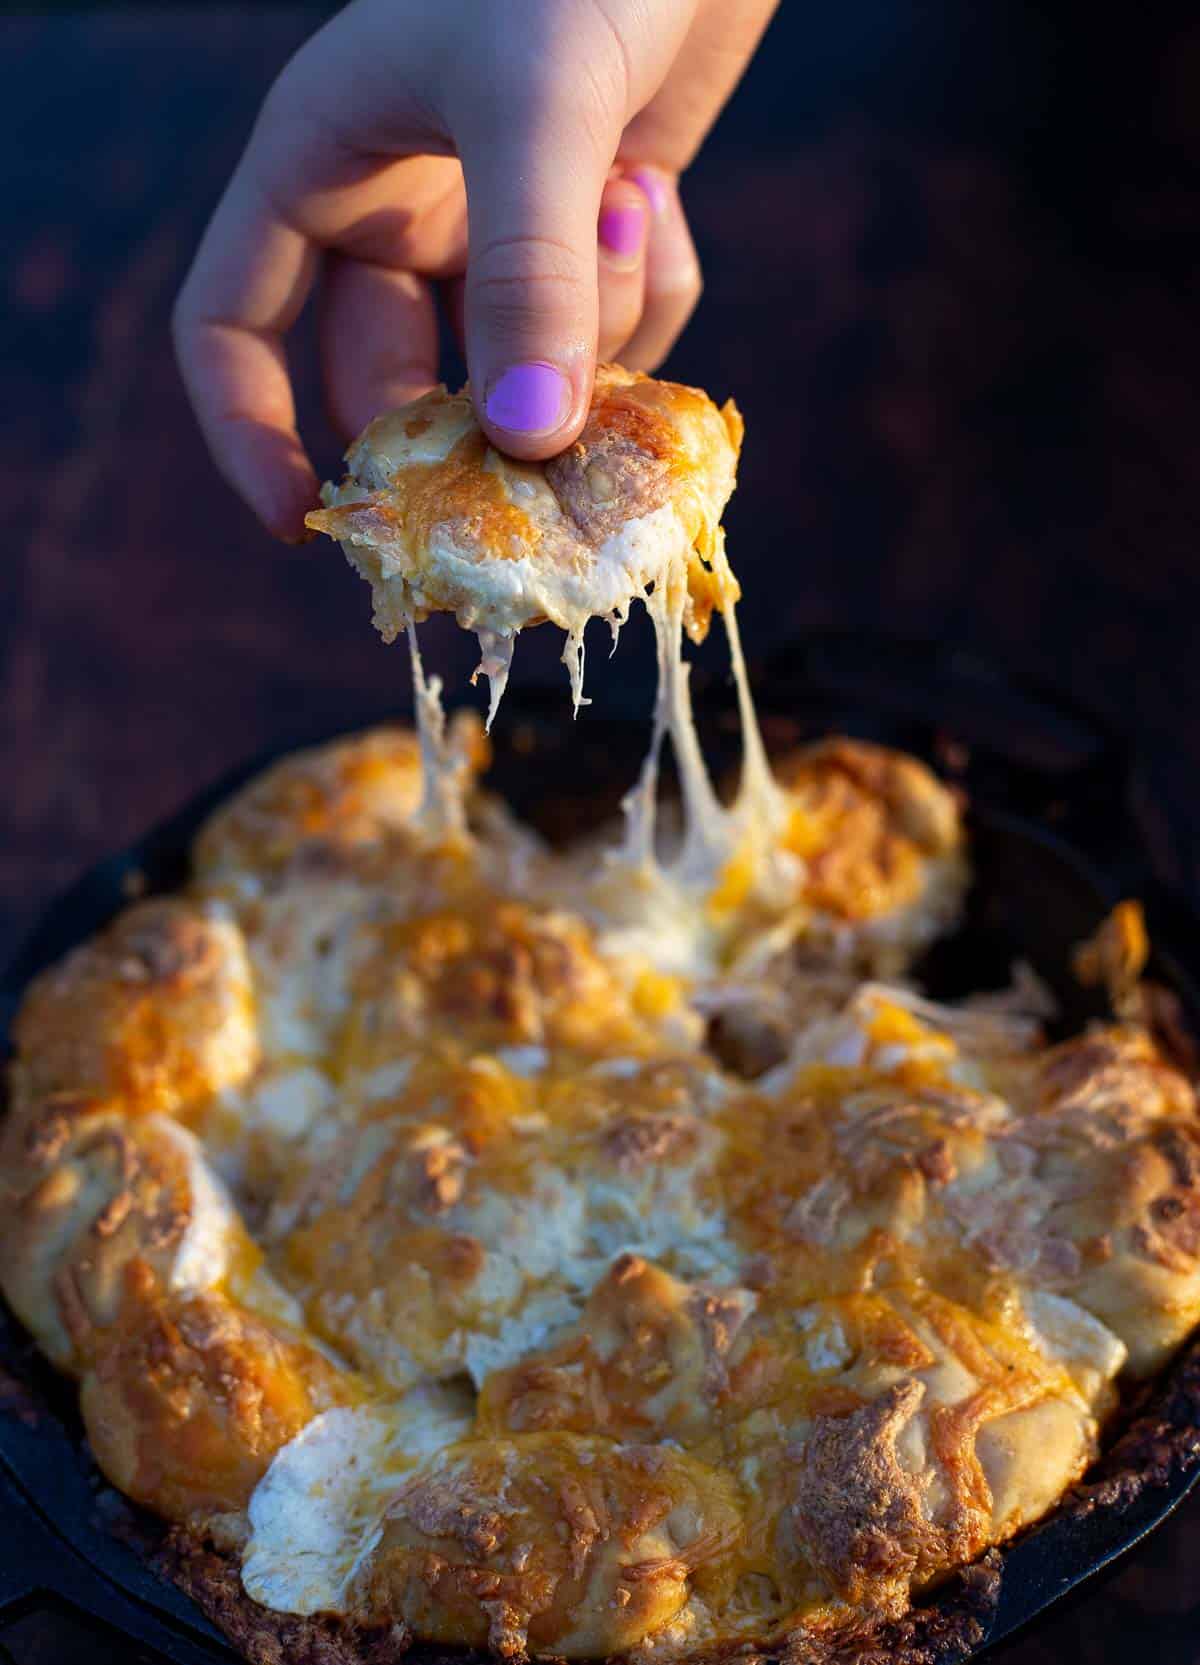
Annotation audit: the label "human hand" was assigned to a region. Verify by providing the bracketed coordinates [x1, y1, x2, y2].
[173, 0, 777, 539]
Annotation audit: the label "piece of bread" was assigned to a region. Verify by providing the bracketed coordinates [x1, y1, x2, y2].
[307, 365, 743, 656]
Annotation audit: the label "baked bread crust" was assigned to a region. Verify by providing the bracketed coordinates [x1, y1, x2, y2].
[306, 365, 743, 650]
[3, 721, 1199, 1665]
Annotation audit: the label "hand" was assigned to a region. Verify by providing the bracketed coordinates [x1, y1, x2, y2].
[172, 0, 777, 540]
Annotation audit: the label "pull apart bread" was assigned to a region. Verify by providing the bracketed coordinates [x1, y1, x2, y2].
[4, 367, 1200, 1665]
[306, 364, 742, 717]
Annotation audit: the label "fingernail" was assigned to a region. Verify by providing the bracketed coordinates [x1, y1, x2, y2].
[630, 167, 671, 217]
[484, 362, 571, 435]
[599, 201, 646, 262]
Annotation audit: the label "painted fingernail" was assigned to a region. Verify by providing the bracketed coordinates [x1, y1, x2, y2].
[484, 362, 571, 435]
[630, 167, 671, 217]
[599, 200, 647, 262]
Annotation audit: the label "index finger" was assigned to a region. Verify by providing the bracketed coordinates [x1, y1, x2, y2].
[173, 154, 320, 542]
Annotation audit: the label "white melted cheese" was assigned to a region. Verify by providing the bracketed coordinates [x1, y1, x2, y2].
[358, 1057, 416, 1101]
[250, 1066, 335, 1140]
[352, 402, 478, 479]
[452, 1169, 589, 1285]
[405, 614, 473, 844]
[377, 478, 799, 976]
[758, 983, 1001, 1096]
[493, 1044, 549, 1077]
[234, 1260, 305, 1329]
[154, 1119, 238, 1291]
[473, 627, 515, 728]
[250, 880, 369, 1058]
[430, 501, 688, 719]
[576, 1139, 735, 1286]
[462, 1287, 582, 1387]
[335, 409, 813, 977]
[794, 1306, 853, 1372]
[1022, 1289, 1128, 1395]
[153, 1118, 304, 1323]
[243, 1387, 472, 1615]
[551, 530, 798, 982]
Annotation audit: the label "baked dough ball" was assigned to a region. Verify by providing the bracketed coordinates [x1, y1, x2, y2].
[773, 737, 967, 972]
[80, 1286, 352, 1534]
[477, 1254, 757, 1445]
[8, 898, 257, 1126]
[306, 366, 743, 657]
[336, 899, 693, 1068]
[938, 1027, 1200, 1374]
[266, 1056, 728, 1393]
[0, 1109, 258, 1370]
[352, 1433, 742, 1657]
[771, 1288, 1108, 1618]
[194, 722, 487, 888]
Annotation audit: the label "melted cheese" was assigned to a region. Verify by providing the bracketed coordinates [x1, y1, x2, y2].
[405, 612, 473, 844]
[243, 1388, 473, 1615]
[304, 369, 969, 999]
[154, 1118, 240, 1291]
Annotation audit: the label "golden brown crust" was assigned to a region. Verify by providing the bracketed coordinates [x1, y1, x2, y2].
[195, 723, 487, 886]
[0, 1108, 230, 1370]
[338, 899, 683, 1061]
[80, 1285, 353, 1529]
[477, 1255, 755, 1445]
[156, 1531, 415, 1665]
[9, 898, 257, 1125]
[355, 1434, 742, 1657]
[785, 1379, 934, 1612]
[774, 737, 964, 926]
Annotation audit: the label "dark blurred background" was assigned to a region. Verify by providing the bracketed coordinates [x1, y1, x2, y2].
[2, 5, 1200, 1659]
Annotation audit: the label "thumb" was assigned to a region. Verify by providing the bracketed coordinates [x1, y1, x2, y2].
[459, 101, 615, 460]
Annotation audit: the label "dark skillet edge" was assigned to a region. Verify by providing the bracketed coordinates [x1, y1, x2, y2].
[3, 671, 1200, 1665]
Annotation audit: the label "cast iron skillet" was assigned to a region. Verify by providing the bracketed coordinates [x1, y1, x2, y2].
[1, 635, 1199, 1665]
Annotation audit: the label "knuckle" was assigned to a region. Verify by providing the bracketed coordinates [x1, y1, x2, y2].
[469, 238, 591, 334]
[260, 38, 313, 124]
[472, 232, 585, 284]
[678, 262, 704, 305]
[654, 262, 702, 310]
[257, 68, 301, 145]
[599, 287, 642, 347]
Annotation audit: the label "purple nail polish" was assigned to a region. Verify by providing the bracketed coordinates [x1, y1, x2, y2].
[599, 202, 645, 259]
[485, 362, 570, 435]
[630, 167, 670, 217]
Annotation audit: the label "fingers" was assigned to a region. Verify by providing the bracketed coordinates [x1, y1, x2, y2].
[616, 167, 702, 371]
[320, 256, 439, 441]
[172, 13, 453, 542]
[623, 0, 781, 172]
[597, 176, 650, 363]
[173, 166, 321, 541]
[456, 83, 621, 460]
[444, 179, 652, 374]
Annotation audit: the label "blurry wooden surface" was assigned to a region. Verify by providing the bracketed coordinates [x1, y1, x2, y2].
[2, 7, 1200, 1658]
